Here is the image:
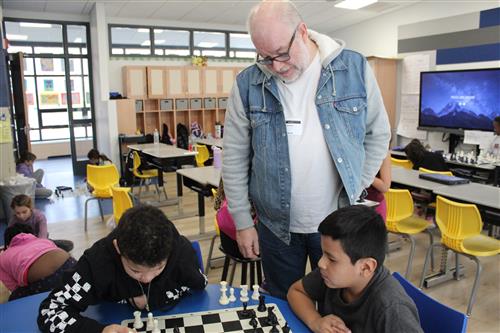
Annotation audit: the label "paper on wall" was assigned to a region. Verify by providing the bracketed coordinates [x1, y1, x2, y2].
[401, 54, 431, 94]
[396, 94, 427, 140]
[464, 130, 494, 149]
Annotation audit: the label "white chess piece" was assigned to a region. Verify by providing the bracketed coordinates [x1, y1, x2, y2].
[228, 287, 236, 302]
[251, 284, 260, 300]
[152, 319, 161, 333]
[146, 312, 154, 330]
[240, 284, 249, 302]
[219, 281, 229, 305]
[133, 311, 143, 329]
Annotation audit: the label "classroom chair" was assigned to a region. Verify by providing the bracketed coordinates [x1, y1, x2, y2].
[220, 244, 263, 288]
[195, 144, 210, 167]
[205, 188, 223, 274]
[393, 272, 468, 333]
[191, 241, 204, 273]
[111, 187, 133, 225]
[391, 157, 413, 169]
[132, 150, 161, 200]
[84, 164, 120, 232]
[419, 167, 454, 176]
[385, 188, 434, 278]
[419, 196, 500, 316]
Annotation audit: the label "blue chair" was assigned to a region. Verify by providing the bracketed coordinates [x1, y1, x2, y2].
[393, 272, 468, 333]
[191, 241, 204, 274]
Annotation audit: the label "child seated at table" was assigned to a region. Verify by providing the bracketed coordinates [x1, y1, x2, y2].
[9, 194, 73, 252]
[287, 205, 423, 333]
[0, 224, 76, 301]
[38, 205, 207, 333]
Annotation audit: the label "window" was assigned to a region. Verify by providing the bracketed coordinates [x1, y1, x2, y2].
[193, 31, 226, 57]
[110, 26, 151, 55]
[229, 33, 256, 59]
[154, 29, 189, 56]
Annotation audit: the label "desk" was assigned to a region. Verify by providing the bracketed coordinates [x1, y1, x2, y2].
[195, 137, 224, 148]
[391, 166, 447, 191]
[433, 182, 500, 210]
[128, 143, 197, 197]
[0, 284, 309, 332]
[177, 166, 221, 239]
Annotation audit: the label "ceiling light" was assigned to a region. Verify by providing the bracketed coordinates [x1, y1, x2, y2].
[6, 34, 28, 41]
[198, 42, 218, 48]
[334, 0, 378, 10]
[141, 40, 151, 46]
[154, 40, 165, 45]
[73, 38, 82, 43]
[20, 22, 52, 28]
[138, 28, 149, 33]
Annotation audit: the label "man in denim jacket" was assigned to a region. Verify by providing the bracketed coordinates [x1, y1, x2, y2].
[222, 0, 391, 299]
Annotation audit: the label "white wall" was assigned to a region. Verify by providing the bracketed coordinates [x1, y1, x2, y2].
[331, 2, 498, 57]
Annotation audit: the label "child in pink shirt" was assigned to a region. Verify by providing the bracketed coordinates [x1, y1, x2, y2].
[0, 224, 76, 301]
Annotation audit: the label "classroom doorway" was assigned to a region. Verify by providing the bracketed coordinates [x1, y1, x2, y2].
[4, 20, 96, 176]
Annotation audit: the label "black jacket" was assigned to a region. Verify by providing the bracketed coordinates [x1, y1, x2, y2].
[412, 151, 449, 172]
[37, 229, 207, 333]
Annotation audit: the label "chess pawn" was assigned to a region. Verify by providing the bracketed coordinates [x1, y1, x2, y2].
[228, 287, 237, 302]
[251, 284, 260, 300]
[240, 284, 249, 302]
[146, 312, 154, 331]
[133, 311, 143, 329]
[152, 318, 161, 333]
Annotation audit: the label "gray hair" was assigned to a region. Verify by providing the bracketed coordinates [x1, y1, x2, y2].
[247, 0, 303, 36]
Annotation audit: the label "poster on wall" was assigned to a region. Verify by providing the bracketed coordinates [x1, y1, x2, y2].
[40, 92, 59, 105]
[61, 92, 81, 105]
[40, 58, 54, 72]
[43, 79, 54, 91]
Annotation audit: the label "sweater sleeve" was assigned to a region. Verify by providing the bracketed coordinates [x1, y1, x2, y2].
[36, 210, 49, 239]
[37, 257, 106, 333]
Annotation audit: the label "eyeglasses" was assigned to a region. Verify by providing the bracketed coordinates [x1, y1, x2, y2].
[256, 25, 299, 65]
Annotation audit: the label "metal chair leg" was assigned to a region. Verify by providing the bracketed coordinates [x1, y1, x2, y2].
[467, 256, 482, 316]
[425, 229, 435, 271]
[221, 256, 231, 282]
[138, 179, 144, 199]
[97, 199, 104, 222]
[256, 260, 263, 286]
[420, 243, 441, 288]
[205, 234, 218, 274]
[84, 197, 98, 232]
[405, 235, 416, 278]
[228, 261, 236, 286]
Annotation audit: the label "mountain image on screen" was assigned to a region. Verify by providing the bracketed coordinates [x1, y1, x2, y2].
[419, 68, 500, 132]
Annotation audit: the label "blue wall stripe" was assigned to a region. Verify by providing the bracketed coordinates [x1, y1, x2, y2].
[436, 43, 500, 64]
[479, 7, 500, 28]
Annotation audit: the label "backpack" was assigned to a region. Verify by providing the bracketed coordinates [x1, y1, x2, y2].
[176, 123, 189, 149]
[161, 123, 173, 145]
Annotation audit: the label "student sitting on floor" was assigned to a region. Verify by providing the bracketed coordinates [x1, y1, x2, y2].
[38, 205, 207, 333]
[9, 194, 73, 252]
[0, 224, 77, 301]
[288, 205, 423, 333]
[16, 151, 53, 199]
[87, 148, 112, 166]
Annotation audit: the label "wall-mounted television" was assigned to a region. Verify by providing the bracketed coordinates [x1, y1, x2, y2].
[418, 68, 500, 133]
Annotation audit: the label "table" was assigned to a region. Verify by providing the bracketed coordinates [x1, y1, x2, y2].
[0, 284, 310, 332]
[176, 166, 221, 239]
[195, 137, 224, 148]
[433, 182, 500, 210]
[127, 143, 197, 198]
[391, 166, 448, 192]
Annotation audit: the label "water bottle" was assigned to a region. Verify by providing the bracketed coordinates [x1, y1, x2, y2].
[213, 146, 222, 169]
[153, 129, 159, 145]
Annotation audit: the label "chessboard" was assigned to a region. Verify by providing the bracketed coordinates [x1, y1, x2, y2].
[121, 303, 292, 333]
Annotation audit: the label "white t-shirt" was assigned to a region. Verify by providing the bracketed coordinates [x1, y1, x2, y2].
[276, 52, 341, 233]
[488, 135, 500, 158]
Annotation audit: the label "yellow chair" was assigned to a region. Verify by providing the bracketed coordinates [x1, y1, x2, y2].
[84, 164, 120, 231]
[419, 167, 453, 176]
[195, 144, 210, 167]
[419, 196, 500, 316]
[111, 187, 133, 224]
[132, 150, 160, 200]
[385, 188, 434, 278]
[391, 157, 413, 169]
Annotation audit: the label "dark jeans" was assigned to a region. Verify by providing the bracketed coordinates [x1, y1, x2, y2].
[257, 222, 322, 299]
[9, 257, 77, 301]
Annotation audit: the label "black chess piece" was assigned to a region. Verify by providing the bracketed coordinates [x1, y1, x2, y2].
[240, 301, 254, 319]
[257, 295, 266, 312]
[173, 327, 180, 333]
[249, 312, 258, 329]
[266, 306, 277, 326]
[269, 324, 279, 333]
[282, 322, 291, 333]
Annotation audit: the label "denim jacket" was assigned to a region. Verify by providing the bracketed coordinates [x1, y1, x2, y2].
[222, 31, 390, 243]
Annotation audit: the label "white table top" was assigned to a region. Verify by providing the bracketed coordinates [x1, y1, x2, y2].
[391, 166, 448, 191]
[195, 137, 224, 148]
[128, 143, 197, 158]
[433, 183, 500, 210]
[176, 166, 221, 187]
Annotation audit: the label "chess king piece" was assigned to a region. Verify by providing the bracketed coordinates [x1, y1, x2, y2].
[251, 284, 260, 300]
[219, 281, 229, 305]
[152, 319, 161, 333]
[146, 312, 154, 331]
[133, 311, 143, 329]
[240, 284, 249, 302]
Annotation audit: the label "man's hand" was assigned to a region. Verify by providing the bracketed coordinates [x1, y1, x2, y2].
[311, 315, 351, 333]
[102, 324, 133, 333]
[236, 227, 259, 259]
[129, 295, 147, 310]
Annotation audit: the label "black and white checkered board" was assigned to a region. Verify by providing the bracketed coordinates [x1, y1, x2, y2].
[121, 303, 291, 333]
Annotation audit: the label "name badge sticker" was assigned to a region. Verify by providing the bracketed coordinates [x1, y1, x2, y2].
[286, 119, 303, 136]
